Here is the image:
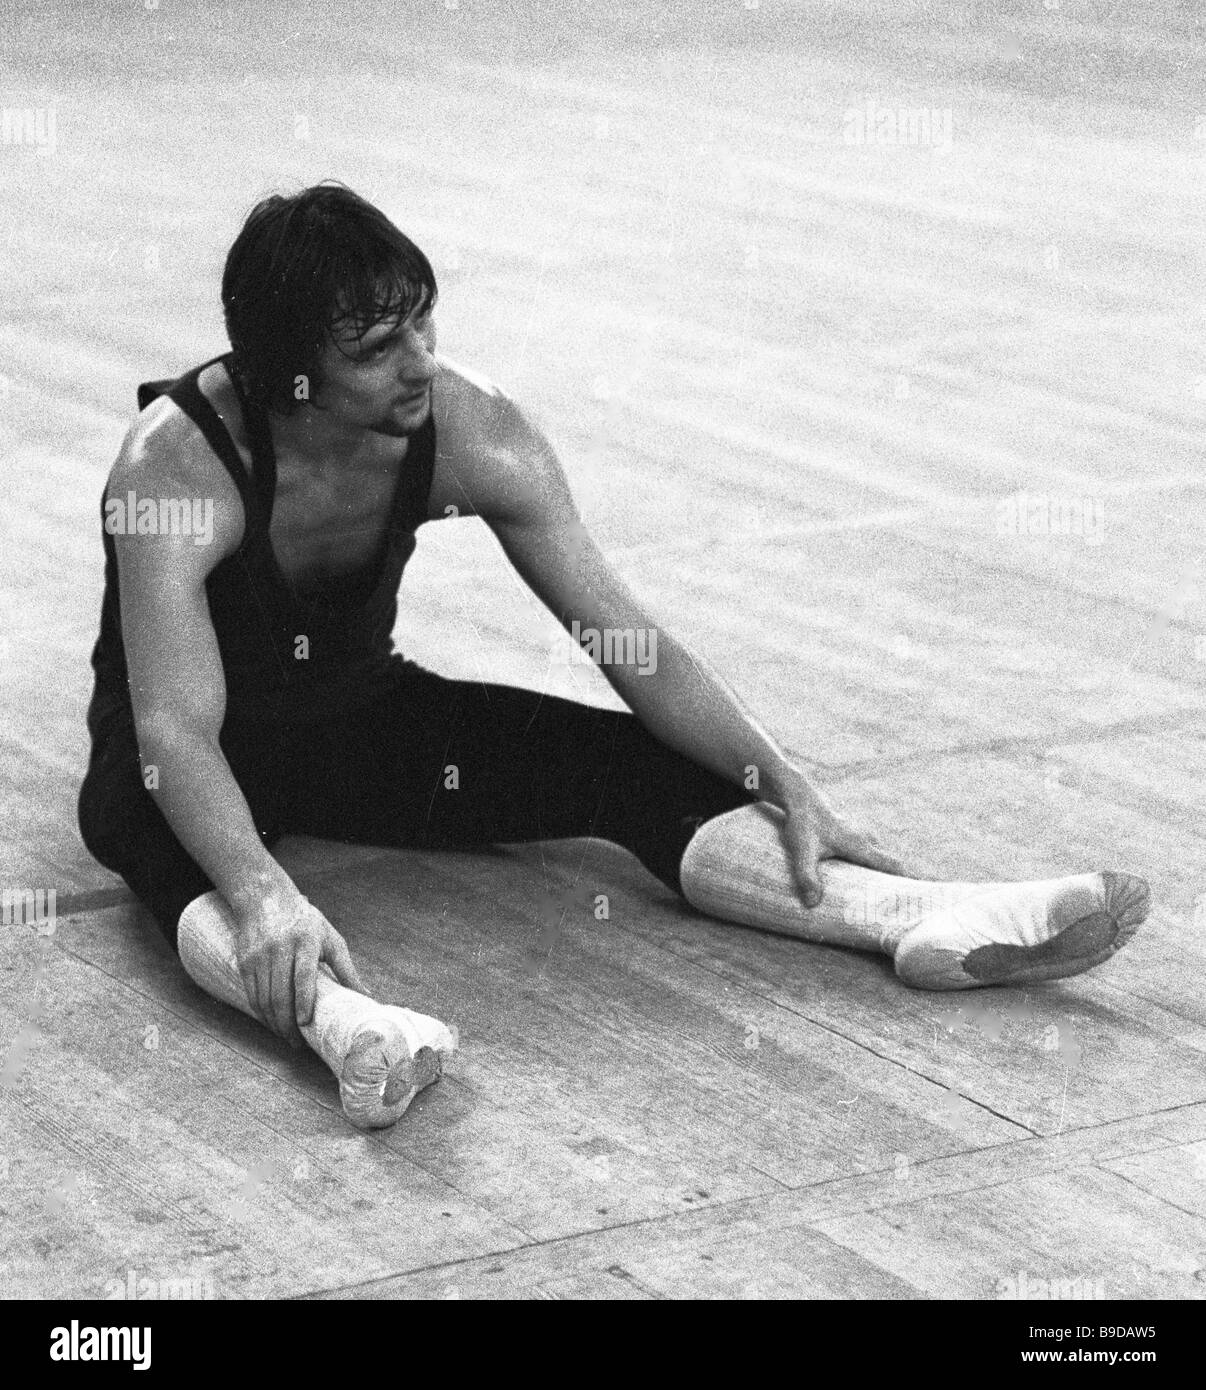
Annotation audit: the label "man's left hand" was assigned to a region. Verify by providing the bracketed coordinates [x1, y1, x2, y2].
[774, 765, 913, 909]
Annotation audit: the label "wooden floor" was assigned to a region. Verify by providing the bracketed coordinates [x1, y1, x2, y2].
[2, 1, 1205, 1299]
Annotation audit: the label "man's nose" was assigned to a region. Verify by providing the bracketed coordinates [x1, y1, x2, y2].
[398, 325, 437, 379]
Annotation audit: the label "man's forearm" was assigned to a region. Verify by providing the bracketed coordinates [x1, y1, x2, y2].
[135, 717, 296, 918]
[600, 629, 795, 807]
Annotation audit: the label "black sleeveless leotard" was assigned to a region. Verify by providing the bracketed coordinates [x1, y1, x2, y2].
[86, 352, 437, 740]
[78, 355, 752, 947]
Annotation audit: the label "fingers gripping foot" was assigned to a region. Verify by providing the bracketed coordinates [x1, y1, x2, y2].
[177, 891, 456, 1129]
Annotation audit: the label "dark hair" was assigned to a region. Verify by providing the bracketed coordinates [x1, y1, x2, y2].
[221, 181, 438, 415]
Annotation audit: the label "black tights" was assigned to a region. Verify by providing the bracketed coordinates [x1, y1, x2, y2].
[78, 658, 755, 950]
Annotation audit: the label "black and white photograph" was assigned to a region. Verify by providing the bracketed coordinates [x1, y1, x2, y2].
[1, 0, 1203, 1335]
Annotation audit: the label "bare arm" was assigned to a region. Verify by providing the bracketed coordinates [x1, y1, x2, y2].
[454, 388, 796, 798]
[113, 408, 363, 1034]
[115, 414, 286, 911]
[439, 372, 907, 899]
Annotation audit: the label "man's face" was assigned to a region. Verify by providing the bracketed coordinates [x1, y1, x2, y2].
[316, 300, 439, 437]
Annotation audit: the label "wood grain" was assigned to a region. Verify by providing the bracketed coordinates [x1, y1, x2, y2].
[2, 0, 1203, 1298]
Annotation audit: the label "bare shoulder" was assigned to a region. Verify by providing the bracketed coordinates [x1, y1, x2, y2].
[433, 352, 506, 408]
[428, 353, 563, 523]
[431, 352, 515, 460]
[108, 395, 246, 569]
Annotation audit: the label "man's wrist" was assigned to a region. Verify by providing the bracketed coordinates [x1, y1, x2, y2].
[752, 747, 799, 808]
[227, 863, 298, 921]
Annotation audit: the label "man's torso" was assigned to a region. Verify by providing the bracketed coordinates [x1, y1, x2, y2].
[190, 356, 486, 589]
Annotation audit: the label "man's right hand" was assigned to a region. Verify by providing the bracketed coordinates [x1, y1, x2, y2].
[232, 890, 368, 1045]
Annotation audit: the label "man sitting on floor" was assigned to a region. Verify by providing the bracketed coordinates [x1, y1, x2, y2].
[78, 183, 1150, 1121]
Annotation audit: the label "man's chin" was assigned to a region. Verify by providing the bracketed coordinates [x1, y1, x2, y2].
[373, 401, 430, 437]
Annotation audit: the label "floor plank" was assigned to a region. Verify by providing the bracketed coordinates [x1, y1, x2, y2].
[309, 1100, 1206, 1300]
[3, 0, 1203, 1298]
[0, 927, 523, 1300]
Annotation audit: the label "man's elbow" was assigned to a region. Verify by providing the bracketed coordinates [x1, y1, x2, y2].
[133, 705, 223, 777]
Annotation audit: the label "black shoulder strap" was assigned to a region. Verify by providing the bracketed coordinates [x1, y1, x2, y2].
[225, 360, 278, 514]
[136, 360, 261, 519]
[136, 378, 175, 412]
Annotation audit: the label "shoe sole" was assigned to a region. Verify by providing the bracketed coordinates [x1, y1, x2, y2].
[895, 871, 1150, 991]
[341, 1033, 445, 1129]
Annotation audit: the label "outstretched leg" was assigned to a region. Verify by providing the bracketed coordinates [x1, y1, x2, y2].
[679, 803, 1150, 990]
[177, 891, 456, 1129]
[80, 712, 456, 1130]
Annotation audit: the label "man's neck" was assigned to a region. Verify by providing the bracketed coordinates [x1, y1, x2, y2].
[267, 403, 408, 470]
